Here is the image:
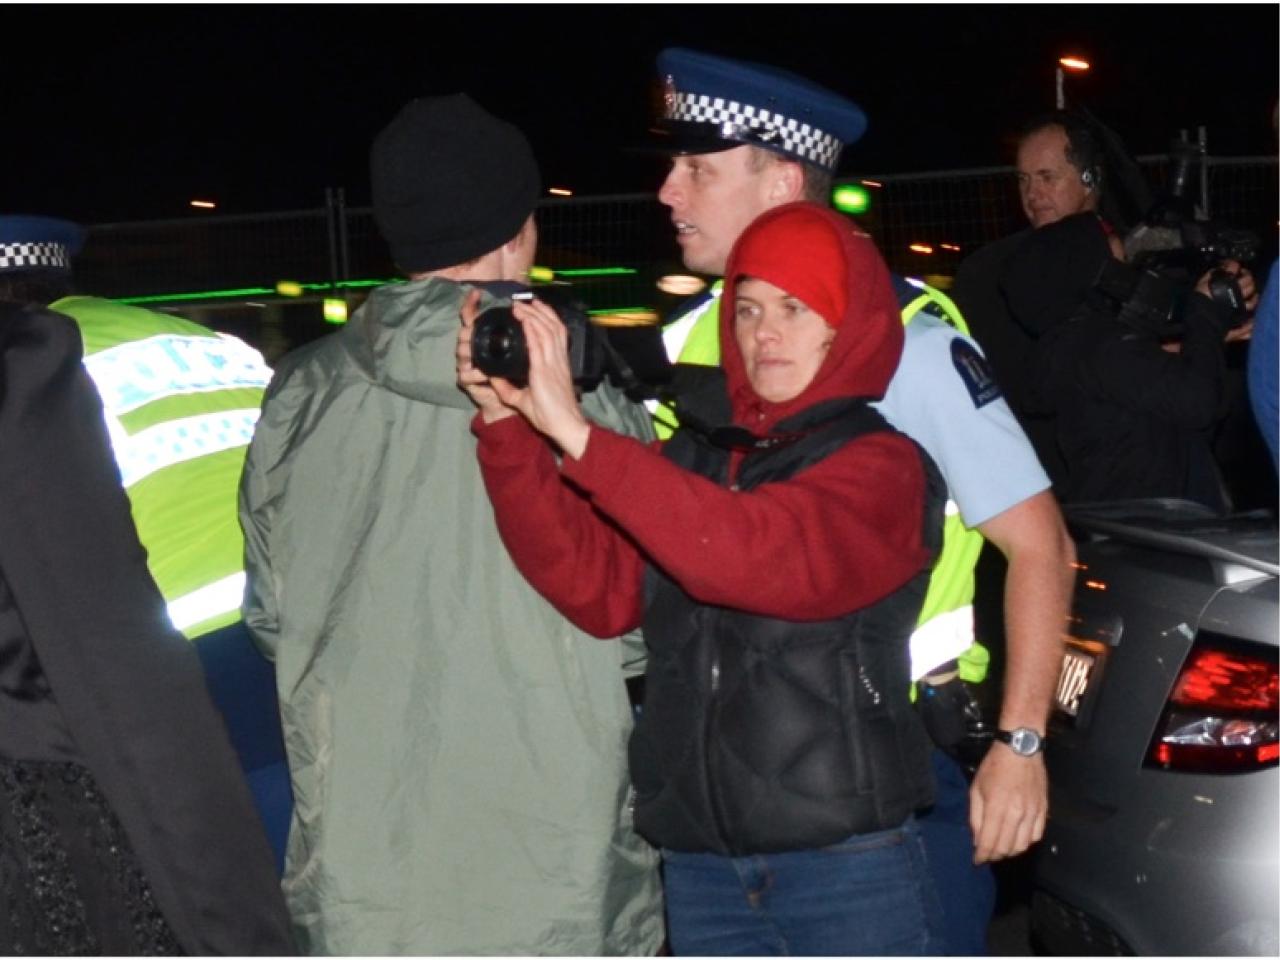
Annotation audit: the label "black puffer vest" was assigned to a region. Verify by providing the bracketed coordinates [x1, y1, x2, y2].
[629, 380, 944, 856]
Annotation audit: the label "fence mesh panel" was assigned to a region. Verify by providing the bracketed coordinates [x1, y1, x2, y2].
[74, 156, 1276, 355]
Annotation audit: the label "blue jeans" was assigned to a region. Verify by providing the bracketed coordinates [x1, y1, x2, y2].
[917, 749, 997, 955]
[662, 818, 945, 956]
[193, 621, 293, 874]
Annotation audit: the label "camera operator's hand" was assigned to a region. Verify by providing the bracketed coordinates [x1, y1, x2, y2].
[489, 297, 592, 461]
[1225, 318, 1256, 344]
[457, 289, 519, 424]
[1193, 260, 1259, 342]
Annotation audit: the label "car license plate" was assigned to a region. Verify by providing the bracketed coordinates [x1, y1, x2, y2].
[1056, 647, 1096, 719]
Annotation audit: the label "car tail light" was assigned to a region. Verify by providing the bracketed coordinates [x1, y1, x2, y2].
[1146, 634, 1279, 774]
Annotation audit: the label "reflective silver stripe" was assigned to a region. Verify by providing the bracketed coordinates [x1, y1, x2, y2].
[109, 408, 261, 488]
[909, 604, 975, 681]
[167, 572, 246, 632]
[84, 333, 271, 417]
[945, 499, 960, 517]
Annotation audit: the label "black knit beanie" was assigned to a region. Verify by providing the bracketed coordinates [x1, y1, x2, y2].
[370, 94, 541, 274]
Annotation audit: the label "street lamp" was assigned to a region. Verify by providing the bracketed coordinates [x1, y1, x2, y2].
[1055, 56, 1090, 109]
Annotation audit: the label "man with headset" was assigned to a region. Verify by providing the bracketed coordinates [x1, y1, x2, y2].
[957, 114, 1258, 510]
[643, 49, 1076, 955]
[953, 112, 1113, 488]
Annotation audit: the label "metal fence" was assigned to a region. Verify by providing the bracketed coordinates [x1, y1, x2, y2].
[75, 155, 1277, 359]
[849, 155, 1278, 280]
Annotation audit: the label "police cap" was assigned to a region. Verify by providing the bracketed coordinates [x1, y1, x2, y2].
[651, 48, 868, 173]
[0, 215, 86, 274]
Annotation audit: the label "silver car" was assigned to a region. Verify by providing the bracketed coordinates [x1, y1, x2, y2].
[1032, 500, 1278, 956]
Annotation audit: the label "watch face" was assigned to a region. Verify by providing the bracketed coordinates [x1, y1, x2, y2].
[1008, 728, 1043, 756]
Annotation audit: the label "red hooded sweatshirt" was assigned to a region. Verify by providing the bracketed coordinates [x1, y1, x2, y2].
[474, 202, 931, 637]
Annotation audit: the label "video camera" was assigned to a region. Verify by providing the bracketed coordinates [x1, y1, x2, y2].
[1109, 138, 1258, 336]
[470, 284, 673, 397]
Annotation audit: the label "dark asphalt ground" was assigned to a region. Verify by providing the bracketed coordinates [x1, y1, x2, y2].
[988, 856, 1037, 956]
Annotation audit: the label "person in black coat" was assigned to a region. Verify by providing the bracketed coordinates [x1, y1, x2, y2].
[999, 213, 1258, 512]
[0, 300, 295, 955]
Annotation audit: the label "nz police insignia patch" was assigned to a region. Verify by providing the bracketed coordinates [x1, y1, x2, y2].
[950, 339, 1002, 408]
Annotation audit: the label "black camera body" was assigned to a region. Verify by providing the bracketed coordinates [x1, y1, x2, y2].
[1116, 139, 1258, 333]
[1125, 218, 1257, 295]
[471, 287, 605, 388]
[470, 285, 672, 396]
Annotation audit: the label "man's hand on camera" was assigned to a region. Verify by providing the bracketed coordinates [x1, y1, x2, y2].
[1225, 262, 1259, 311]
[1221, 261, 1259, 343]
[457, 289, 519, 424]
[488, 297, 592, 460]
[1225, 319, 1256, 344]
[1193, 260, 1259, 337]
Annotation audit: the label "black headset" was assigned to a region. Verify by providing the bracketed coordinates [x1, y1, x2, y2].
[1058, 114, 1104, 192]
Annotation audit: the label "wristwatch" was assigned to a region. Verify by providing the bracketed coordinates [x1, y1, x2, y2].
[995, 727, 1045, 757]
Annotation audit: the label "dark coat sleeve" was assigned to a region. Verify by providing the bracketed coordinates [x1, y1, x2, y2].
[1067, 294, 1232, 430]
[0, 303, 296, 955]
[1001, 212, 1232, 430]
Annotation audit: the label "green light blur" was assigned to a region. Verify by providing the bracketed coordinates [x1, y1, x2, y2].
[117, 279, 402, 305]
[115, 267, 638, 308]
[119, 286, 277, 304]
[553, 267, 637, 277]
[831, 184, 871, 215]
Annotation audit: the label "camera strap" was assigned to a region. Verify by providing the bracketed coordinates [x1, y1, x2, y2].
[645, 391, 808, 452]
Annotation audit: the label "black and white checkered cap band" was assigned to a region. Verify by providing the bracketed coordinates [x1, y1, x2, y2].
[667, 91, 843, 171]
[0, 241, 71, 271]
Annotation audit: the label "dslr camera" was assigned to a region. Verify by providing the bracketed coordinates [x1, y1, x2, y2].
[470, 284, 672, 396]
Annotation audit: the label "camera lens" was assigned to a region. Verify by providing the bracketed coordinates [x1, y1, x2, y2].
[471, 306, 529, 385]
[478, 323, 516, 357]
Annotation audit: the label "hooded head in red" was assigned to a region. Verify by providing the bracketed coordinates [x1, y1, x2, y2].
[720, 203, 903, 430]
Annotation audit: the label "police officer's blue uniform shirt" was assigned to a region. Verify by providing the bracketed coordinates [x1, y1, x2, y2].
[874, 313, 1051, 528]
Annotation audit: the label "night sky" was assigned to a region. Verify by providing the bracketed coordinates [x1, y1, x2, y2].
[8, 3, 1278, 225]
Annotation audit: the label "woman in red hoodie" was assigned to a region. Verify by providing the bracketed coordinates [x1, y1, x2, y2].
[458, 202, 944, 956]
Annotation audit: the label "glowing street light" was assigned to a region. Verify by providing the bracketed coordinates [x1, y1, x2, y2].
[190, 199, 217, 210]
[1055, 56, 1091, 109]
[548, 187, 573, 197]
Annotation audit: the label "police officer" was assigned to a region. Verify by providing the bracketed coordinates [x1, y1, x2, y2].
[0, 214, 291, 870]
[643, 49, 1077, 955]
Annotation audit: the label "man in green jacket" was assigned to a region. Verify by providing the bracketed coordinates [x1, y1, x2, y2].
[239, 94, 663, 954]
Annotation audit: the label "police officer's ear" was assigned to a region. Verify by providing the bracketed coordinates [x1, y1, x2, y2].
[767, 160, 806, 205]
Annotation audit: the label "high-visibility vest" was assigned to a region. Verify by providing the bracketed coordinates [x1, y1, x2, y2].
[52, 296, 272, 639]
[655, 280, 989, 683]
